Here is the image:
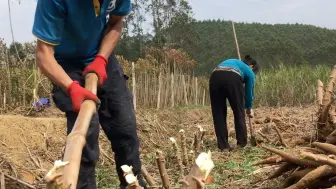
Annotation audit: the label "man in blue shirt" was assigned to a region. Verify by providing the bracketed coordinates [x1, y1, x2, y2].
[32, 0, 147, 188]
[209, 55, 260, 151]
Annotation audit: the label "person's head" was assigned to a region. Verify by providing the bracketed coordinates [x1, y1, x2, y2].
[243, 55, 260, 74]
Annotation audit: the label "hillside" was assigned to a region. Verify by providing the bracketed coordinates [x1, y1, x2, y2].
[167, 20, 336, 75]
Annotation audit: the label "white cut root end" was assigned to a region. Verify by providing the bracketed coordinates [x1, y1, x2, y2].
[169, 137, 176, 143]
[45, 160, 69, 182]
[195, 151, 215, 179]
[121, 165, 138, 184]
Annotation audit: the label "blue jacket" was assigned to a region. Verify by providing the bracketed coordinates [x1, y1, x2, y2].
[218, 59, 255, 109]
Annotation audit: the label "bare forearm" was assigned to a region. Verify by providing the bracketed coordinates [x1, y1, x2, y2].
[97, 18, 123, 59]
[37, 53, 73, 90]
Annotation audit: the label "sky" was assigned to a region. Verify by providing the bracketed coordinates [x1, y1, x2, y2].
[1, 0, 336, 45]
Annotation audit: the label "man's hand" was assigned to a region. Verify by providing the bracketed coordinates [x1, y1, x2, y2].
[246, 109, 254, 118]
[83, 55, 108, 86]
[67, 81, 100, 112]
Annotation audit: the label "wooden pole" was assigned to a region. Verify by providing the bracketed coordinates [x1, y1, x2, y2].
[182, 75, 188, 105]
[45, 73, 99, 189]
[157, 69, 162, 110]
[132, 62, 137, 110]
[195, 77, 198, 105]
[232, 21, 241, 60]
[202, 89, 206, 106]
[3, 92, 5, 109]
[171, 72, 174, 107]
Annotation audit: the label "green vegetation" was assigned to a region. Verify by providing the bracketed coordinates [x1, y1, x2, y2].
[255, 63, 332, 107]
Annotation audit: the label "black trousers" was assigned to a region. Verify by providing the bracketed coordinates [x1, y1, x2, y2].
[52, 54, 145, 189]
[209, 70, 247, 149]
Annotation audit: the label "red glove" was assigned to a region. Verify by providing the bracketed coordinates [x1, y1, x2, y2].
[83, 54, 108, 86]
[66, 81, 100, 113]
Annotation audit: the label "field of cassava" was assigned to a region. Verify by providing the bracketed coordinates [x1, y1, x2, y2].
[2, 47, 336, 189]
[0, 62, 335, 189]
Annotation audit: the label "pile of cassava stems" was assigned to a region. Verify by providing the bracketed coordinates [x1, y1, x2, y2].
[254, 65, 336, 189]
[122, 126, 215, 189]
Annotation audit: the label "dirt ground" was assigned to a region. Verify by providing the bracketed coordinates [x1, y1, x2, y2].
[0, 105, 317, 189]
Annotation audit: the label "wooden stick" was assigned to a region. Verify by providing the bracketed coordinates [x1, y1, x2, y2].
[99, 145, 115, 163]
[132, 62, 137, 111]
[318, 65, 336, 136]
[202, 89, 205, 106]
[329, 106, 336, 124]
[273, 124, 288, 147]
[140, 166, 156, 187]
[257, 131, 272, 143]
[195, 78, 198, 105]
[1, 173, 5, 189]
[232, 21, 241, 60]
[45, 73, 98, 189]
[171, 72, 174, 107]
[157, 69, 162, 110]
[316, 80, 324, 106]
[180, 129, 189, 166]
[156, 150, 172, 189]
[182, 75, 188, 105]
[1, 171, 35, 189]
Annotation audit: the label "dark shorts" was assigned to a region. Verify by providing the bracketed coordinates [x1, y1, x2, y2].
[52, 53, 142, 189]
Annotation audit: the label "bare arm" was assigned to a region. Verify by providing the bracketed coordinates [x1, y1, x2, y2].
[36, 40, 73, 91]
[97, 15, 124, 60]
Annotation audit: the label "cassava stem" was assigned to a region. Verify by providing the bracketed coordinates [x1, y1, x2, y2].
[317, 80, 324, 106]
[285, 165, 335, 189]
[140, 167, 156, 187]
[179, 129, 188, 166]
[260, 144, 321, 167]
[267, 162, 297, 180]
[300, 151, 336, 169]
[311, 142, 336, 155]
[156, 150, 172, 189]
[252, 155, 284, 166]
[170, 137, 184, 177]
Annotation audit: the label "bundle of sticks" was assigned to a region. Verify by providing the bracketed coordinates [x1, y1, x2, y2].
[254, 65, 336, 189]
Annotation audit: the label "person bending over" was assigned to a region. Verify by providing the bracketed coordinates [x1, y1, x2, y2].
[209, 55, 260, 151]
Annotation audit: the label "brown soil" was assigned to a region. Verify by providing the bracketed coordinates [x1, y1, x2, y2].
[0, 105, 316, 189]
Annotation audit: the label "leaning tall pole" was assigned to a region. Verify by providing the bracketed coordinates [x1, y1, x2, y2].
[232, 21, 241, 60]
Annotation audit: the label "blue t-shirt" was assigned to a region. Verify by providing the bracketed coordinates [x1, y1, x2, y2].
[32, 0, 132, 65]
[218, 59, 256, 109]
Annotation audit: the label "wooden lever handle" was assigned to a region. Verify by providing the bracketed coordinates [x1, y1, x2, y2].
[61, 72, 99, 189]
[84, 73, 99, 94]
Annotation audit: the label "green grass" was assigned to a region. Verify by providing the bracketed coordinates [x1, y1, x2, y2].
[255, 63, 332, 107]
[208, 147, 269, 188]
[96, 165, 120, 189]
